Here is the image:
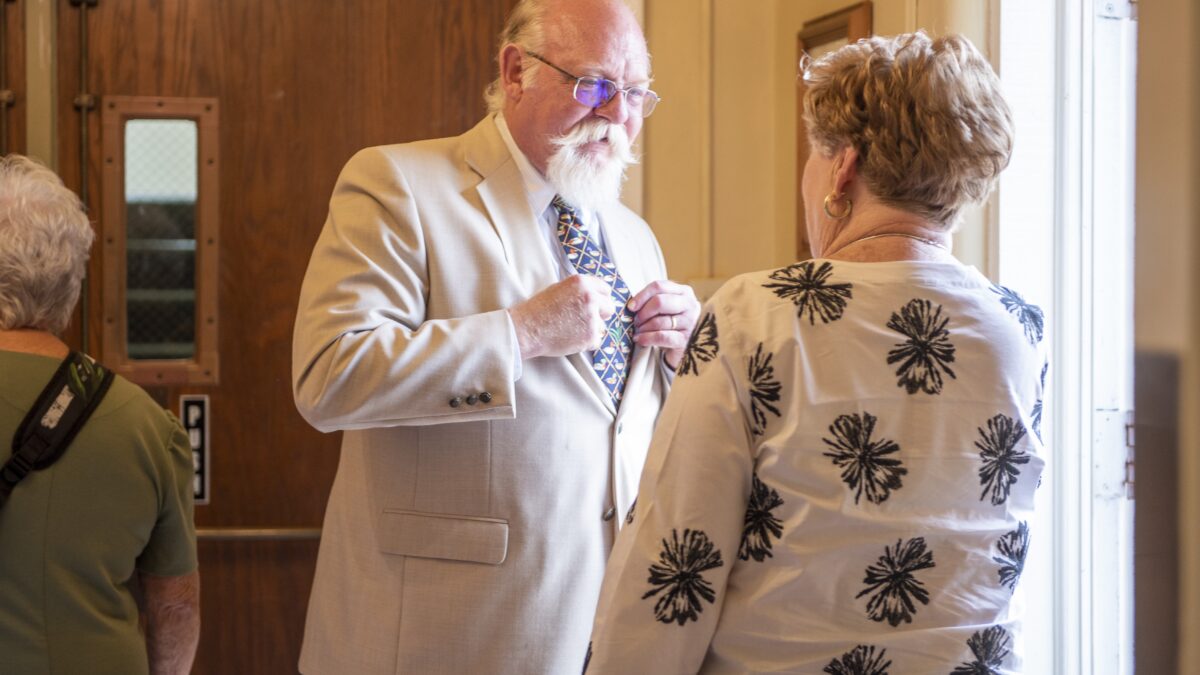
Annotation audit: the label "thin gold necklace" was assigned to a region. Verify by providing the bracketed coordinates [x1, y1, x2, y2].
[848, 232, 948, 249]
[825, 232, 950, 259]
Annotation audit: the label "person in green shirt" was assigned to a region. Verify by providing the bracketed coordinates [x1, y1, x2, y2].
[0, 154, 200, 675]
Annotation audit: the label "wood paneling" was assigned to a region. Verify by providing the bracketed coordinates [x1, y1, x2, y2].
[1134, 352, 1180, 675]
[56, 1, 516, 670]
[197, 540, 322, 675]
[1, 0, 24, 155]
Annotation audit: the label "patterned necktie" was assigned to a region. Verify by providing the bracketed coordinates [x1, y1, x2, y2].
[552, 196, 636, 408]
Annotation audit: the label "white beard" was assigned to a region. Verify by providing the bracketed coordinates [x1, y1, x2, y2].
[545, 119, 638, 213]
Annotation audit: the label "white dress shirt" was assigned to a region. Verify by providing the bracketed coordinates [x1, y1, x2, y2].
[494, 113, 621, 370]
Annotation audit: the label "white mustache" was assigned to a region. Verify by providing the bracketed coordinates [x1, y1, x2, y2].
[550, 120, 636, 164]
[545, 119, 639, 212]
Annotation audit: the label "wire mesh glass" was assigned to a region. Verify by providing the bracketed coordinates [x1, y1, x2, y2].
[124, 119, 199, 360]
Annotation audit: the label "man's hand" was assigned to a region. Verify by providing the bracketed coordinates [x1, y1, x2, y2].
[627, 280, 701, 370]
[509, 275, 616, 360]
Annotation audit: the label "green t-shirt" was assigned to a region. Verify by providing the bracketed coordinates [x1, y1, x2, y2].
[0, 350, 198, 675]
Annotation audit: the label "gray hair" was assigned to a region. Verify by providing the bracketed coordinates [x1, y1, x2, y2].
[0, 154, 94, 334]
[802, 32, 1014, 228]
[484, 0, 549, 113]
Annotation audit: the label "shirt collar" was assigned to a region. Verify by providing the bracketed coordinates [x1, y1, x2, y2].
[494, 113, 557, 219]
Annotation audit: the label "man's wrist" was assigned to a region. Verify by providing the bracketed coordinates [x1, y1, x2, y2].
[504, 309, 527, 380]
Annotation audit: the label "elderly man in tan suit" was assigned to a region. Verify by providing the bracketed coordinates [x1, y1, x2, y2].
[291, 0, 699, 672]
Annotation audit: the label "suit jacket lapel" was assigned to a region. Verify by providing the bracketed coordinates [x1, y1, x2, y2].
[615, 340, 653, 422]
[600, 204, 651, 296]
[463, 118, 560, 298]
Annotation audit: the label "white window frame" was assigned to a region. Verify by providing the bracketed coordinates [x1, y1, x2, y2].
[993, 1, 1136, 673]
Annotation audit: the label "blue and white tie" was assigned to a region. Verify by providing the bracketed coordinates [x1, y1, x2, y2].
[552, 196, 635, 407]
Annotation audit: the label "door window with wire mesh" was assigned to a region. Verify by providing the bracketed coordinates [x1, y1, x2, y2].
[124, 119, 198, 360]
[100, 96, 219, 386]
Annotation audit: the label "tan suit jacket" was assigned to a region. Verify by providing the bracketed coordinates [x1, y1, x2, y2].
[292, 116, 670, 674]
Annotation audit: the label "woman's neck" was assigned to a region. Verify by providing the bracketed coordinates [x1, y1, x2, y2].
[816, 202, 955, 263]
[0, 329, 70, 358]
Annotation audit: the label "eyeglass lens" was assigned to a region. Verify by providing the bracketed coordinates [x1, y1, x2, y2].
[573, 78, 658, 117]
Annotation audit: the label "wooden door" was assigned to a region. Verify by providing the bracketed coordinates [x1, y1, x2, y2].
[55, 1, 515, 671]
[0, 0, 24, 156]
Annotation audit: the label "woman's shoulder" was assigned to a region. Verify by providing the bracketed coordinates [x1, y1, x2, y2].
[706, 259, 880, 325]
[703, 265, 812, 327]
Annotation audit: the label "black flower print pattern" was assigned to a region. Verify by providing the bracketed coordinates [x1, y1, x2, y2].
[976, 414, 1030, 506]
[855, 537, 936, 626]
[643, 529, 725, 626]
[822, 412, 907, 505]
[951, 625, 1013, 675]
[739, 474, 785, 562]
[678, 311, 718, 376]
[886, 299, 957, 395]
[823, 645, 893, 675]
[993, 521, 1030, 592]
[1031, 362, 1048, 441]
[747, 343, 782, 436]
[1030, 400, 1043, 442]
[992, 285, 1045, 345]
[624, 498, 637, 526]
[763, 261, 853, 324]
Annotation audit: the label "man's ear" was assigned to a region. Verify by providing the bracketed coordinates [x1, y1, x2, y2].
[831, 146, 860, 196]
[499, 45, 526, 101]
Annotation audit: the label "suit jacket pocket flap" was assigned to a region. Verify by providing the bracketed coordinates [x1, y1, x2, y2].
[379, 510, 508, 565]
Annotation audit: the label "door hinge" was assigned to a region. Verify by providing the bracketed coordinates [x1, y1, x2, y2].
[1097, 0, 1137, 20]
[1123, 410, 1135, 499]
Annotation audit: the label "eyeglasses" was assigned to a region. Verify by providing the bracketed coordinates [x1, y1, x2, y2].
[525, 51, 660, 118]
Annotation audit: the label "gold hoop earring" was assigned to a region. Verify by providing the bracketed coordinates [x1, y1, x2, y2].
[823, 192, 852, 219]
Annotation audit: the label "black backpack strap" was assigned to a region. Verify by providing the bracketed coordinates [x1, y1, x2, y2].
[0, 351, 114, 509]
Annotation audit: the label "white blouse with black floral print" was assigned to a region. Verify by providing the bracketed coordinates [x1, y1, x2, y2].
[586, 259, 1048, 675]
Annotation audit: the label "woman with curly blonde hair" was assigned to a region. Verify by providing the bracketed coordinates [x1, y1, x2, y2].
[585, 32, 1047, 674]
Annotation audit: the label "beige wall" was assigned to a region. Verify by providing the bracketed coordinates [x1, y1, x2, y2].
[643, 2, 712, 284]
[622, 0, 646, 216]
[646, 0, 995, 295]
[1136, 0, 1199, 669]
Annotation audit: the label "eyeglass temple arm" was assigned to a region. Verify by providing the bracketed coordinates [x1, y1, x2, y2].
[525, 51, 578, 82]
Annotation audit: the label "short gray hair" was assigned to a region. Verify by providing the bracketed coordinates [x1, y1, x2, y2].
[0, 154, 94, 334]
[484, 0, 549, 113]
[802, 32, 1013, 228]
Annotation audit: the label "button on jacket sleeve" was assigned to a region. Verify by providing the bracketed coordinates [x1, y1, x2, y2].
[292, 147, 519, 431]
